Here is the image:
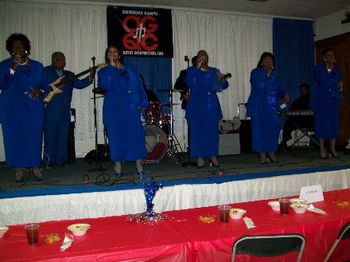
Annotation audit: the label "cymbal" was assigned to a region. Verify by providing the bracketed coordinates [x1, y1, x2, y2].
[161, 103, 181, 107]
[156, 89, 182, 92]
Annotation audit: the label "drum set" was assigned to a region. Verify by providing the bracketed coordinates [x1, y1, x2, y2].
[144, 89, 183, 164]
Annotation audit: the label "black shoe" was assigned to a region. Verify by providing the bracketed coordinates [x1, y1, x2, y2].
[330, 152, 339, 158]
[34, 175, 44, 181]
[209, 161, 220, 168]
[15, 177, 24, 183]
[114, 172, 122, 178]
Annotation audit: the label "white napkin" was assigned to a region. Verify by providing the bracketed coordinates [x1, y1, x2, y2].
[243, 217, 256, 229]
[307, 204, 327, 215]
[60, 233, 74, 251]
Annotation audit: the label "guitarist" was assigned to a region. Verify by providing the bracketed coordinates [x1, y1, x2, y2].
[43, 52, 94, 167]
[174, 56, 197, 109]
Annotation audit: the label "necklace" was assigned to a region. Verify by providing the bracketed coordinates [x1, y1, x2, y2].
[17, 59, 28, 66]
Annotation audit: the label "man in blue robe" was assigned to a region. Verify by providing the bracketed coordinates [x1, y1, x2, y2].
[43, 52, 93, 167]
[185, 50, 229, 168]
[0, 33, 49, 181]
[247, 52, 289, 164]
[98, 46, 149, 177]
[310, 48, 342, 159]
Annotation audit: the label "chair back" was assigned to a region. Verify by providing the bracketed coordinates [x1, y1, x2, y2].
[232, 234, 305, 262]
[324, 222, 350, 262]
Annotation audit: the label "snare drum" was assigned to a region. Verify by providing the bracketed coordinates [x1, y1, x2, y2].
[144, 125, 168, 164]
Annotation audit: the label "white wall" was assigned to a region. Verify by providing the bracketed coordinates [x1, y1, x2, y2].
[314, 7, 350, 41]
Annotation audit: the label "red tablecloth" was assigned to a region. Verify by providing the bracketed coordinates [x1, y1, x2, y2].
[1, 189, 350, 261]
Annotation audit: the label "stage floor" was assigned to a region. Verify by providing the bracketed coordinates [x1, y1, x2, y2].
[0, 148, 349, 197]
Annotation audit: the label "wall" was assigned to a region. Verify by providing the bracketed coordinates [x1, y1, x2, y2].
[315, 7, 350, 41]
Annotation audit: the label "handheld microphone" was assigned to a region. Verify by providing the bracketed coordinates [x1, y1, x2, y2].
[91, 56, 96, 62]
[223, 73, 232, 79]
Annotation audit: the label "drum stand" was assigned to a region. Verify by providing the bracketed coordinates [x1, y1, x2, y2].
[164, 89, 183, 164]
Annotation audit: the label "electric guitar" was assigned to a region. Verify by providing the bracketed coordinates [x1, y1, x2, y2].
[44, 63, 107, 103]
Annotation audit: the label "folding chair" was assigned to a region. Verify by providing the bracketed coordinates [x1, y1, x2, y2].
[324, 222, 350, 262]
[232, 234, 306, 262]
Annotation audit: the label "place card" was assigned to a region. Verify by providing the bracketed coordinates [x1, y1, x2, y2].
[243, 217, 256, 229]
[300, 185, 324, 203]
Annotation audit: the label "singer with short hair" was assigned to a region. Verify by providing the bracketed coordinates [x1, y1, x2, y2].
[247, 52, 290, 164]
[98, 45, 149, 177]
[43, 52, 93, 167]
[185, 50, 229, 168]
[310, 48, 342, 159]
[0, 33, 50, 182]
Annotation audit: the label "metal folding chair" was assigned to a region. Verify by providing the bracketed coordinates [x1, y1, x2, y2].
[324, 222, 350, 262]
[232, 234, 306, 262]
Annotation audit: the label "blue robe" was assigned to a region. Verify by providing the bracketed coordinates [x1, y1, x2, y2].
[43, 66, 92, 166]
[185, 67, 229, 157]
[98, 64, 149, 161]
[310, 63, 341, 139]
[0, 57, 49, 168]
[247, 68, 285, 153]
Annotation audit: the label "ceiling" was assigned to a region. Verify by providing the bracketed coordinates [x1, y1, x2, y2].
[61, 0, 350, 19]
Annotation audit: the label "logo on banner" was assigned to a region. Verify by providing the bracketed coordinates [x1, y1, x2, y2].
[107, 6, 173, 57]
[122, 15, 159, 51]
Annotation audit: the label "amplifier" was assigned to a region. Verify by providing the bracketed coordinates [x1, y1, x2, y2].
[219, 133, 240, 155]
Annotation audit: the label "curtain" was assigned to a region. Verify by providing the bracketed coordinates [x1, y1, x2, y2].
[0, 1, 107, 156]
[124, 57, 172, 112]
[172, 10, 273, 148]
[273, 18, 314, 100]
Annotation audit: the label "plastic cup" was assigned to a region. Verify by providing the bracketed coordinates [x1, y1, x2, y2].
[24, 224, 40, 244]
[219, 205, 231, 223]
[279, 198, 290, 215]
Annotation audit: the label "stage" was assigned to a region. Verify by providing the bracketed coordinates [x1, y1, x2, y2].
[1, 148, 350, 225]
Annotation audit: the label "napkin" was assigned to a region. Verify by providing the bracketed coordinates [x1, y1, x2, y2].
[60, 233, 74, 251]
[307, 204, 327, 215]
[243, 217, 256, 229]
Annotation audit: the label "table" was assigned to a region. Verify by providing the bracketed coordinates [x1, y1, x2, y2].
[1, 189, 350, 261]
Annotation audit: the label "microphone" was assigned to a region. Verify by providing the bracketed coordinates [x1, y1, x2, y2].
[184, 56, 189, 62]
[223, 73, 232, 79]
[91, 56, 96, 62]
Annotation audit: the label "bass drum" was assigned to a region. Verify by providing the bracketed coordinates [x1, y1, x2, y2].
[144, 125, 168, 164]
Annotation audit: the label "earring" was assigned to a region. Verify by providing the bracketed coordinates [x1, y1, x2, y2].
[25, 50, 28, 54]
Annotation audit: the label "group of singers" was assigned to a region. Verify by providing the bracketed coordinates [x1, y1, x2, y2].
[0, 33, 343, 182]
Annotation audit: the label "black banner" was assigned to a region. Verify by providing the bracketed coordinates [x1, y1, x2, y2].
[107, 6, 173, 58]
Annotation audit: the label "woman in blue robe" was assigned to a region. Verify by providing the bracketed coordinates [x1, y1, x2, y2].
[247, 52, 289, 164]
[310, 48, 342, 158]
[98, 46, 149, 177]
[185, 50, 229, 168]
[0, 34, 49, 182]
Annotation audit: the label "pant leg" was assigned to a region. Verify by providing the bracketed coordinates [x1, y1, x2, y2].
[55, 120, 70, 166]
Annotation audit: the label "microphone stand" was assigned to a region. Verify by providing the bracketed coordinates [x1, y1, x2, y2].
[89, 56, 107, 172]
[181, 56, 197, 167]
